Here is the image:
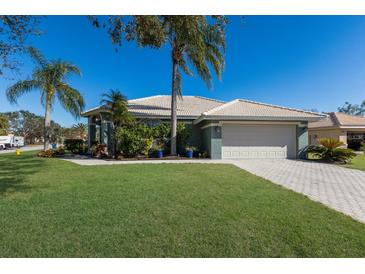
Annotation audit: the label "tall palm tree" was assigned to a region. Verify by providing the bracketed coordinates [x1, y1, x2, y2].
[100, 89, 131, 157]
[72, 123, 87, 140]
[6, 47, 84, 151]
[160, 16, 226, 155]
[89, 16, 227, 155]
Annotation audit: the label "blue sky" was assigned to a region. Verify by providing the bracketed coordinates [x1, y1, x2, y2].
[1, 15, 365, 126]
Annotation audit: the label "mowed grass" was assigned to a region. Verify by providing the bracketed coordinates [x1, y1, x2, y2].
[1, 152, 365, 257]
[346, 154, 365, 171]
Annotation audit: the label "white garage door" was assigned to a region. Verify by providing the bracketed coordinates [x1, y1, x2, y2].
[222, 124, 296, 159]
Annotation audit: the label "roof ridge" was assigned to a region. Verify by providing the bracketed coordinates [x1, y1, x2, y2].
[236, 98, 326, 117]
[194, 95, 225, 103]
[203, 99, 240, 115]
[329, 112, 342, 126]
[128, 95, 164, 102]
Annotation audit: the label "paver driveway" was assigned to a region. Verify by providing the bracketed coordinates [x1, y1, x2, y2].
[232, 159, 365, 223]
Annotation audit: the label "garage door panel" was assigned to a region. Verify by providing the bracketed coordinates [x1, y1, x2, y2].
[222, 124, 296, 159]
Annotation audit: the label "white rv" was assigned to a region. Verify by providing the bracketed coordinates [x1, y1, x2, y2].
[0, 135, 14, 150]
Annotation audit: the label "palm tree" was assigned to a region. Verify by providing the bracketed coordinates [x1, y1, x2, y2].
[160, 16, 226, 155]
[100, 89, 132, 157]
[72, 123, 87, 140]
[6, 47, 84, 151]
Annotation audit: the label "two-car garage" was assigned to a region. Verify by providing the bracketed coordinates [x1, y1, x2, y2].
[221, 123, 297, 159]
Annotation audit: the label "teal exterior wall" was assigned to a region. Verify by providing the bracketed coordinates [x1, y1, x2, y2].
[201, 124, 222, 159]
[88, 117, 96, 147]
[297, 124, 309, 159]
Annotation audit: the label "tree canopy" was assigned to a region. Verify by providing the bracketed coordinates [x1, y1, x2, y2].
[338, 100, 365, 116]
[0, 16, 42, 77]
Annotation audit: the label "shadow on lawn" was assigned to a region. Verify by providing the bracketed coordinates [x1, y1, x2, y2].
[0, 153, 44, 195]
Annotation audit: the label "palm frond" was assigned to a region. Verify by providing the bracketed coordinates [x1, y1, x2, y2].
[28, 47, 48, 68]
[56, 83, 85, 118]
[6, 79, 41, 104]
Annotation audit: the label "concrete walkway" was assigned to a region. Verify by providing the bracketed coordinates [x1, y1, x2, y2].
[62, 157, 365, 223]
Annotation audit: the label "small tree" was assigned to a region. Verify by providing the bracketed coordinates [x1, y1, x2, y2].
[72, 123, 87, 140]
[308, 138, 356, 163]
[100, 89, 133, 158]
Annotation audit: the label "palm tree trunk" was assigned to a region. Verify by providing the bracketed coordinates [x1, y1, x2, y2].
[170, 57, 178, 156]
[44, 101, 51, 151]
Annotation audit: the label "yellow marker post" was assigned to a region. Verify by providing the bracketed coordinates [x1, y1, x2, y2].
[15, 148, 20, 156]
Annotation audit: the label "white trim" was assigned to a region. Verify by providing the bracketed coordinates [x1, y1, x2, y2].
[200, 123, 220, 130]
[220, 121, 301, 125]
[194, 115, 321, 125]
[339, 126, 365, 129]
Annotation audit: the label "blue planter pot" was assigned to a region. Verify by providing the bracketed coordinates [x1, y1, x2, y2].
[186, 150, 193, 158]
[157, 150, 163, 158]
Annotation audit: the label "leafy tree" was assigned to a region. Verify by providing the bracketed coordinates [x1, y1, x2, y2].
[72, 123, 87, 140]
[338, 100, 365, 116]
[100, 89, 133, 157]
[91, 16, 227, 155]
[0, 114, 8, 135]
[6, 47, 84, 151]
[1, 110, 63, 144]
[0, 16, 42, 77]
[88, 16, 165, 49]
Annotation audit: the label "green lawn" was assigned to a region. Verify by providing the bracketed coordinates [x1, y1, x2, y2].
[308, 153, 365, 172]
[1, 152, 365, 257]
[346, 154, 365, 171]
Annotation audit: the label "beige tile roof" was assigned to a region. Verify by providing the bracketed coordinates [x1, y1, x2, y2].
[198, 99, 325, 121]
[335, 112, 365, 126]
[309, 112, 365, 128]
[128, 95, 224, 118]
[82, 95, 325, 122]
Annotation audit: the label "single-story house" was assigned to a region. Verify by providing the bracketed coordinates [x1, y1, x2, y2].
[309, 112, 365, 149]
[81, 95, 325, 159]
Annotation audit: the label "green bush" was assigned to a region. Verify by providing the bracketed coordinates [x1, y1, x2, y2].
[115, 124, 150, 157]
[307, 138, 356, 163]
[115, 121, 193, 157]
[64, 139, 85, 153]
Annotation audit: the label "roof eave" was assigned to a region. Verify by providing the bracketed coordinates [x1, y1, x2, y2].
[194, 115, 324, 125]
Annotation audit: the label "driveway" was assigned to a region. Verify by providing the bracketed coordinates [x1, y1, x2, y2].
[232, 159, 365, 223]
[0, 145, 43, 154]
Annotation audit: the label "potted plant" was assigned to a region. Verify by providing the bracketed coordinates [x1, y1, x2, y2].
[156, 143, 164, 158]
[185, 145, 196, 158]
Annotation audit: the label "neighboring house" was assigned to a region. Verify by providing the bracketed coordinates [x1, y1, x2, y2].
[81, 95, 324, 159]
[309, 112, 365, 149]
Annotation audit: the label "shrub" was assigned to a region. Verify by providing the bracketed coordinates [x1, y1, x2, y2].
[307, 138, 356, 163]
[64, 139, 85, 153]
[348, 140, 362, 151]
[37, 148, 64, 158]
[90, 144, 108, 158]
[115, 125, 147, 157]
